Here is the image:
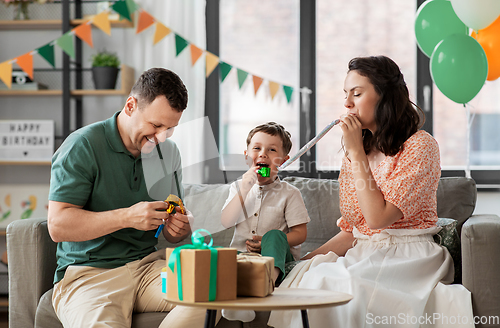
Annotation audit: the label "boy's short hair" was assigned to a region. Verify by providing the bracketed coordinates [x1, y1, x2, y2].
[246, 122, 292, 155]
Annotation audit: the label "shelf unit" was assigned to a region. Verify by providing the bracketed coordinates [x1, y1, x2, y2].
[1, 0, 135, 138]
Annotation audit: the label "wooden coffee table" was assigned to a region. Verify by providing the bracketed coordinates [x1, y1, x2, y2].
[163, 287, 352, 328]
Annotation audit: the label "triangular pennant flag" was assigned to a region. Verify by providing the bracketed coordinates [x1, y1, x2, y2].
[190, 44, 203, 66]
[175, 34, 189, 56]
[153, 22, 171, 45]
[237, 69, 248, 89]
[92, 11, 111, 35]
[252, 75, 263, 95]
[205, 51, 219, 78]
[136, 10, 155, 34]
[220, 62, 232, 82]
[269, 81, 280, 100]
[283, 85, 294, 103]
[125, 0, 139, 15]
[56, 32, 75, 59]
[73, 22, 93, 48]
[112, 0, 132, 22]
[16, 52, 34, 80]
[0, 61, 12, 89]
[37, 43, 55, 68]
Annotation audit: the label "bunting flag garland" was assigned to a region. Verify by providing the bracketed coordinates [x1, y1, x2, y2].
[153, 22, 171, 45]
[73, 22, 93, 48]
[190, 44, 204, 66]
[16, 52, 34, 80]
[37, 43, 55, 68]
[205, 51, 219, 78]
[92, 11, 111, 35]
[0, 61, 12, 89]
[0, 0, 295, 105]
[252, 75, 263, 95]
[237, 69, 248, 89]
[126, 0, 139, 16]
[56, 32, 75, 59]
[269, 81, 280, 100]
[175, 34, 189, 56]
[136, 10, 155, 34]
[112, 0, 132, 22]
[220, 62, 232, 82]
[283, 85, 293, 104]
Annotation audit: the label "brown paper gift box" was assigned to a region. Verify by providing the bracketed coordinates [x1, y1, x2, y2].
[166, 247, 237, 302]
[236, 253, 275, 297]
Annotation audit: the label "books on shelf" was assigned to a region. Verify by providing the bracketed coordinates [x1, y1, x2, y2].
[0, 82, 48, 91]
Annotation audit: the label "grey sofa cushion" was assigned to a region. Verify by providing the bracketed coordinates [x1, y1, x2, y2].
[436, 177, 476, 235]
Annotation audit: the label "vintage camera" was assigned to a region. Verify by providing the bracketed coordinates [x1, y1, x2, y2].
[12, 71, 33, 85]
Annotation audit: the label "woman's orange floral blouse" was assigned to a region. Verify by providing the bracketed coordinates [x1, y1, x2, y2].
[337, 130, 441, 236]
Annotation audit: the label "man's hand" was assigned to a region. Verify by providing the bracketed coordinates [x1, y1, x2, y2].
[127, 201, 170, 231]
[246, 235, 262, 253]
[163, 207, 193, 243]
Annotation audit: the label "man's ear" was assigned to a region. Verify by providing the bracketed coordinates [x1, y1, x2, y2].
[124, 96, 138, 116]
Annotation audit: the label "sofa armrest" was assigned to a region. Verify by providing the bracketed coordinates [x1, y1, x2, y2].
[461, 214, 500, 325]
[7, 218, 57, 328]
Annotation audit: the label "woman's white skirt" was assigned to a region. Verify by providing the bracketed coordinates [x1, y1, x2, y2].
[267, 227, 474, 328]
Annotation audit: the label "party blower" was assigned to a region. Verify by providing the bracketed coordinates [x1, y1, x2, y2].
[278, 119, 341, 170]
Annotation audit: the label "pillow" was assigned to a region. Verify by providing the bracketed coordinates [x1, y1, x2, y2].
[434, 218, 461, 284]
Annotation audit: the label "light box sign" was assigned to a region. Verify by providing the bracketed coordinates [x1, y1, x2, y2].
[0, 120, 54, 162]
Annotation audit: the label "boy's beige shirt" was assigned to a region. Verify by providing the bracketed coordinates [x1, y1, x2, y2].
[222, 178, 310, 260]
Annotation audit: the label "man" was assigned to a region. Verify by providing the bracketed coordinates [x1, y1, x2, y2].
[48, 68, 192, 327]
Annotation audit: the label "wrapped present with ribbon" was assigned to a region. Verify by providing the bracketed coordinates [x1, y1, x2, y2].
[166, 229, 237, 302]
[236, 253, 275, 297]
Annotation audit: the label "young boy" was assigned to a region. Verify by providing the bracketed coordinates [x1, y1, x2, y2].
[221, 122, 310, 285]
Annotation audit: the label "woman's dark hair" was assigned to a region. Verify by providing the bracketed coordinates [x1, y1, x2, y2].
[347, 56, 424, 156]
[130, 68, 188, 112]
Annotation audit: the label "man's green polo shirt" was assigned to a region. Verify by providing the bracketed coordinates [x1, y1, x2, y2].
[49, 111, 183, 284]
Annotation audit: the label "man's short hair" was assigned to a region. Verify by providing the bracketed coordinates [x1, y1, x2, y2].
[246, 122, 293, 155]
[130, 68, 188, 112]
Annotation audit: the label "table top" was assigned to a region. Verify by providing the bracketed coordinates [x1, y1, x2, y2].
[163, 287, 352, 311]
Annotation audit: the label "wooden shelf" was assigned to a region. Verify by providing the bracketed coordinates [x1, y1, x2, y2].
[0, 161, 51, 166]
[0, 297, 7, 307]
[0, 17, 134, 30]
[0, 90, 62, 96]
[0, 64, 134, 97]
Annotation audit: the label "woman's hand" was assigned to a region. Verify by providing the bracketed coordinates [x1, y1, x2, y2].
[339, 114, 364, 159]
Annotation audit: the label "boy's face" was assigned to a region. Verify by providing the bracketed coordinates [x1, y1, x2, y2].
[245, 132, 290, 182]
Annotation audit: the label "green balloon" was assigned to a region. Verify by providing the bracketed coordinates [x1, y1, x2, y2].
[430, 34, 488, 104]
[415, 0, 468, 57]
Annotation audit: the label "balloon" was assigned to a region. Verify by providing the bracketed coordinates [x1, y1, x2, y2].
[415, 0, 468, 58]
[472, 15, 500, 81]
[430, 34, 488, 104]
[451, 0, 500, 31]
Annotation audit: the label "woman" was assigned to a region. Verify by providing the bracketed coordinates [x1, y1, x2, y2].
[268, 56, 474, 328]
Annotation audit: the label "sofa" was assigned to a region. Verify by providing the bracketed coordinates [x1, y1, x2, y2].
[7, 176, 500, 328]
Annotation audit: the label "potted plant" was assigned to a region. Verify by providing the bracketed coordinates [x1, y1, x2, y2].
[91, 50, 120, 90]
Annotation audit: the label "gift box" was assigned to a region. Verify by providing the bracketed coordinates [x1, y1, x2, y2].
[236, 253, 275, 297]
[166, 247, 237, 302]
